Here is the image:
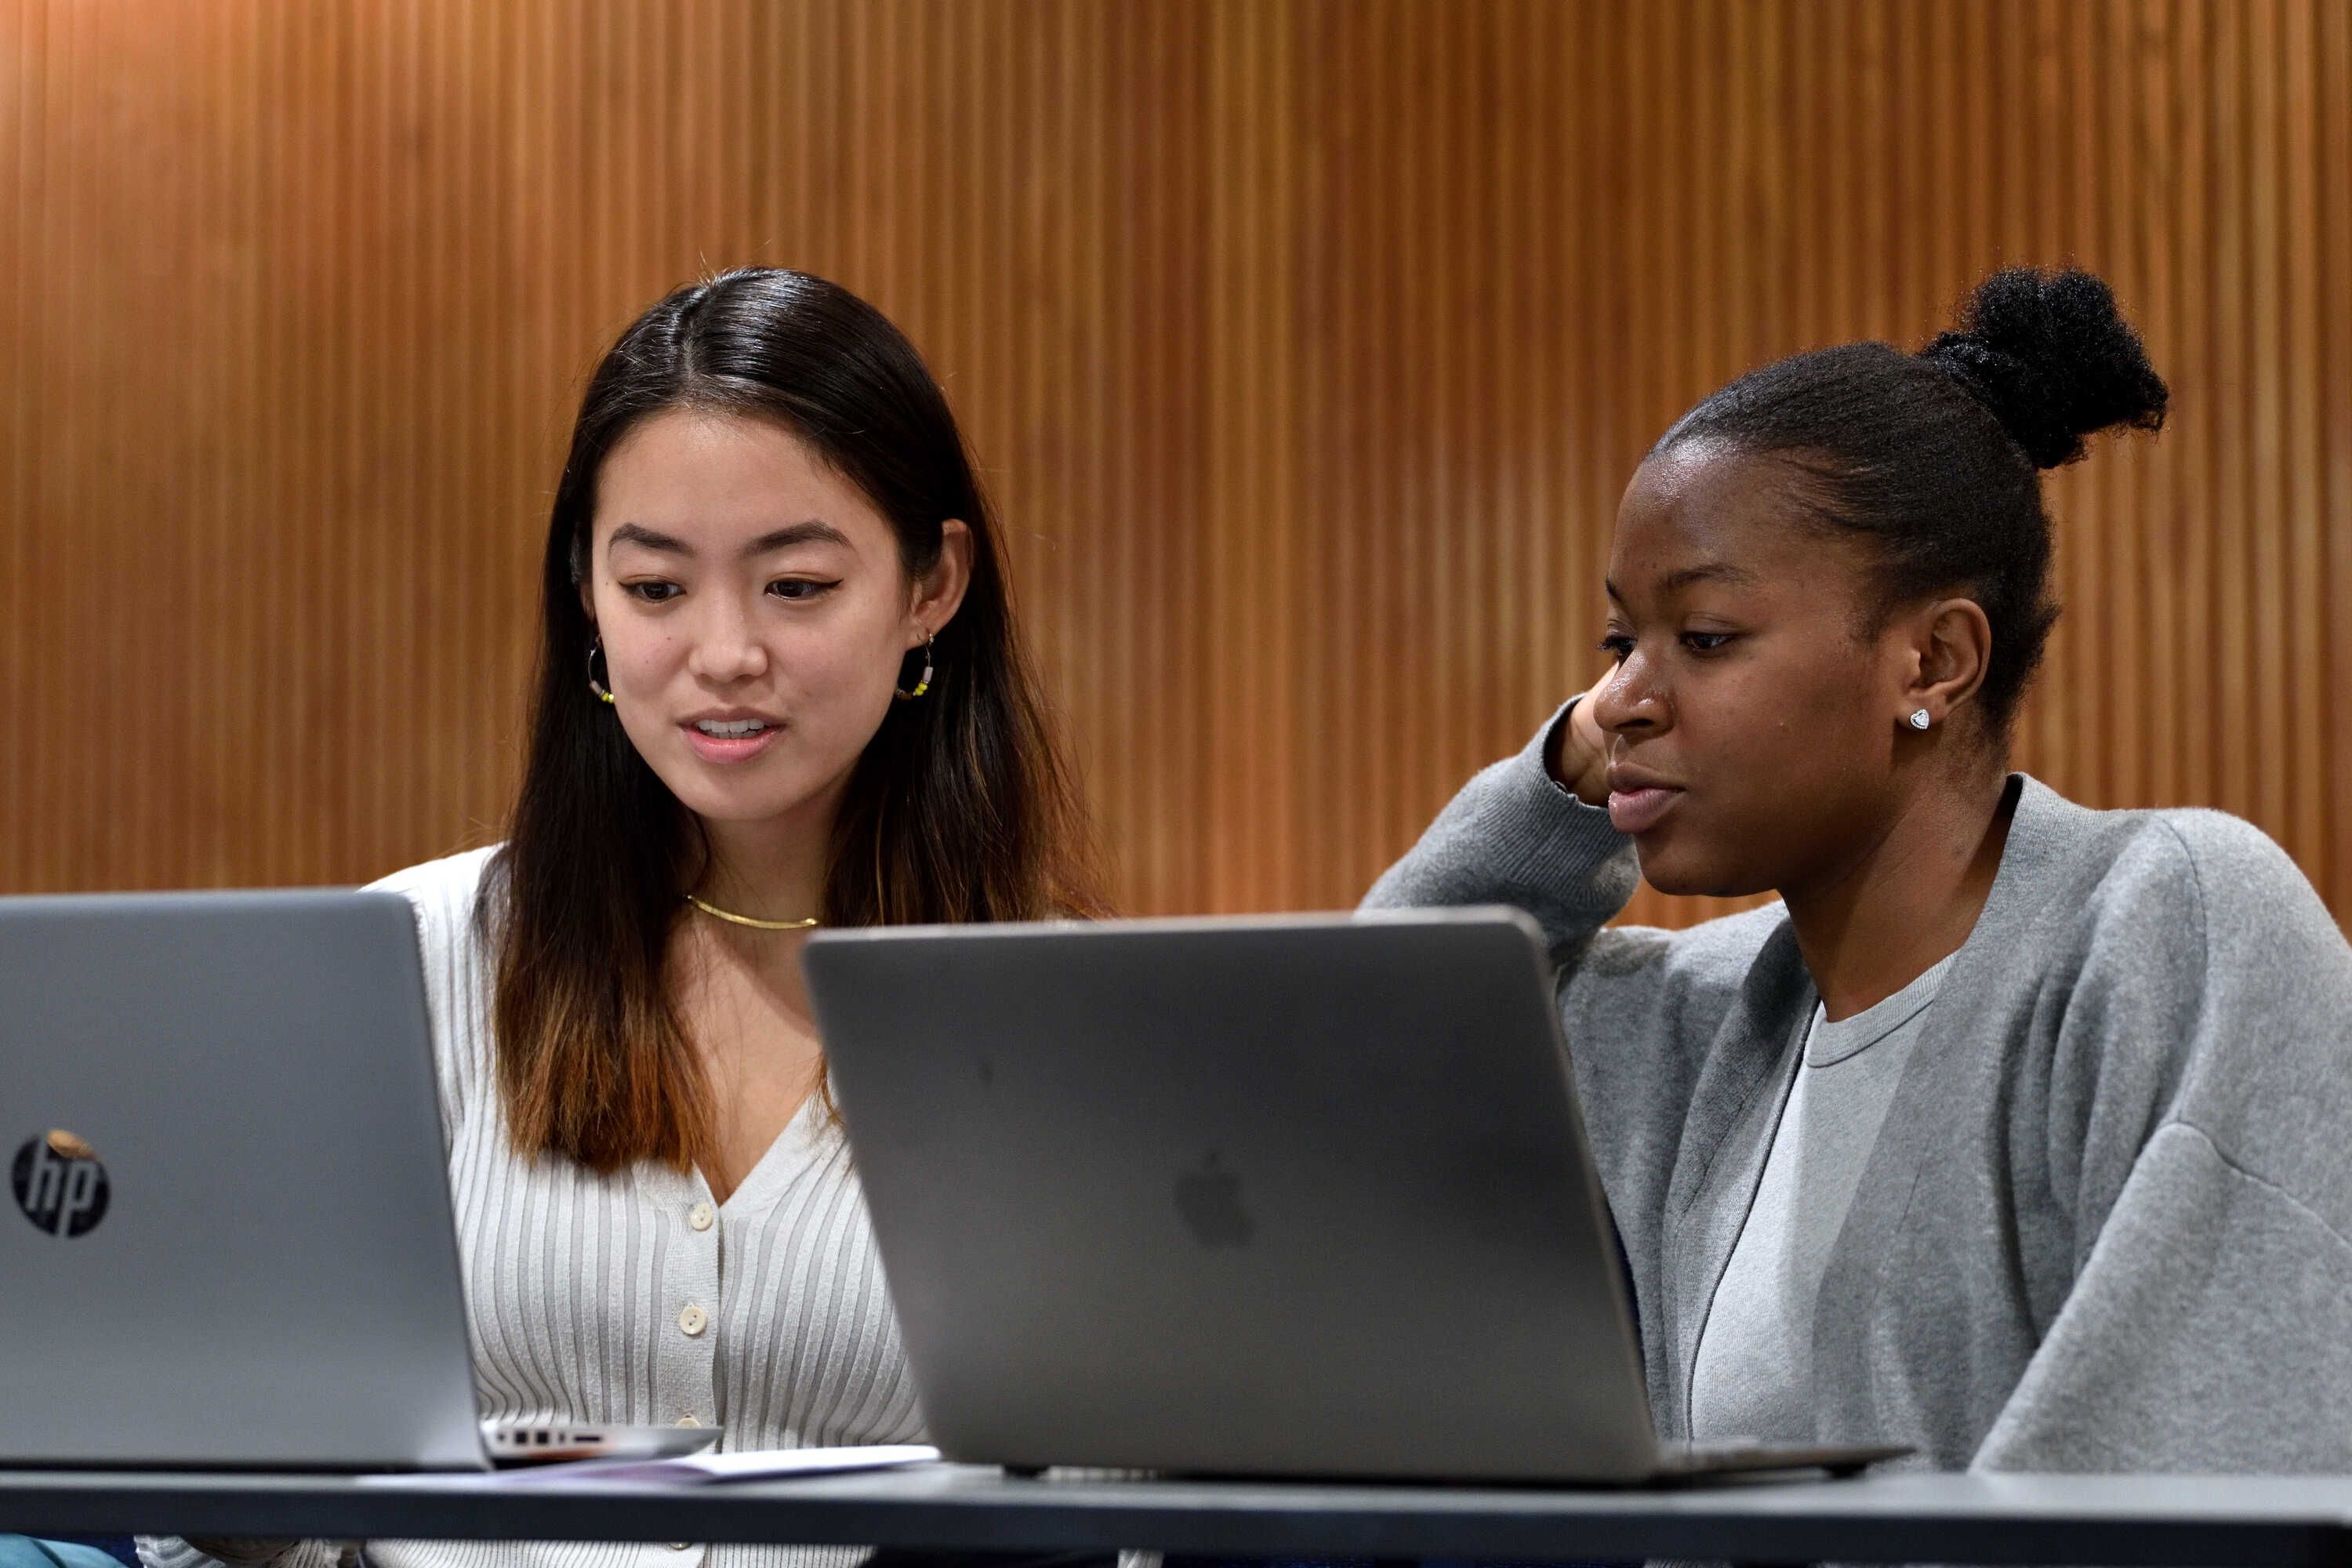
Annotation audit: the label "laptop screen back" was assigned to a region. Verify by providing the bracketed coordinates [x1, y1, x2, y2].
[0, 891, 485, 1470]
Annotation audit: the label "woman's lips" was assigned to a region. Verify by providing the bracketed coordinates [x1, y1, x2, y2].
[682, 724, 783, 764]
[1606, 785, 1682, 835]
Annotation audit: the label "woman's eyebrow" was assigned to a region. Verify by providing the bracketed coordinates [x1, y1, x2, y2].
[741, 520, 851, 556]
[607, 522, 690, 556]
[604, 520, 851, 557]
[1606, 561, 1758, 601]
[1658, 562, 1757, 593]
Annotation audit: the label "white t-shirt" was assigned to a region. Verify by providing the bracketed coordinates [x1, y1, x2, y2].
[1688, 954, 1955, 1443]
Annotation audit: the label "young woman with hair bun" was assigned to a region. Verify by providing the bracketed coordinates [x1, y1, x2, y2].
[1371, 268, 2352, 1470]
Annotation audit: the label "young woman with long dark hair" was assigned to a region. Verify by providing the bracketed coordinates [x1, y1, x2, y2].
[144, 267, 1099, 1568]
[1370, 268, 2352, 1471]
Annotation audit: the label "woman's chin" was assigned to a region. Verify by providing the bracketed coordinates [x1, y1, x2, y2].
[655, 751, 861, 832]
[658, 771, 818, 827]
[1633, 840, 1769, 901]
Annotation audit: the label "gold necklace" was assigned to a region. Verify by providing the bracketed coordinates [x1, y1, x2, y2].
[681, 892, 822, 931]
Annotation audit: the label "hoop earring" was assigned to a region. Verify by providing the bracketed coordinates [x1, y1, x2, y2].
[587, 637, 615, 706]
[1907, 708, 1932, 731]
[894, 633, 935, 702]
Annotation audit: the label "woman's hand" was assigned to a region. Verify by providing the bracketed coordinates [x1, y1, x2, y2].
[1545, 667, 1613, 808]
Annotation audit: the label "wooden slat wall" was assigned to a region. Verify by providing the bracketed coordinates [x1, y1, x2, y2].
[3, 0, 2347, 928]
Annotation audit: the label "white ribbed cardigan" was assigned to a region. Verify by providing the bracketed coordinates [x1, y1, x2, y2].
[141, 846, 923, 1568]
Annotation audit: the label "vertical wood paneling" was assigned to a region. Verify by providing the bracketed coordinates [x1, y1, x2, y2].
[1, 1, 2346, 928]
[2326, 0, 2352, 920]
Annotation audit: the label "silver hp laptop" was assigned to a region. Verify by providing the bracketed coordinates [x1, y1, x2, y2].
[804, 908, 1905, 1484]
[0, 889, 716, 1470]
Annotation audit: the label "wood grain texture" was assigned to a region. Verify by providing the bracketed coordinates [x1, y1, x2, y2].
[2, 0, 2346, 929]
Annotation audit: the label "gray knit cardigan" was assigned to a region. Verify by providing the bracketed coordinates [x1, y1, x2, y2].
[1367, 713, 2352, 1471]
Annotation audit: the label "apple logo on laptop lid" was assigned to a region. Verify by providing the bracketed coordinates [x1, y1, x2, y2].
[12, 1128, 111, 1238]
[1173, 1150, 1254, 1247]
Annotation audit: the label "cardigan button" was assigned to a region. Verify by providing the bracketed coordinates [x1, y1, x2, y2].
[678, 1304, 708, 1337]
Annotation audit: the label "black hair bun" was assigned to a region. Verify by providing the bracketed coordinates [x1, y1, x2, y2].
[1919, 267, 2169, 469]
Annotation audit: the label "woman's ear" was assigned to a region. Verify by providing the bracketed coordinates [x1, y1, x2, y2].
[1900, 597, 1993, 729]
[912, 520, 975, 641]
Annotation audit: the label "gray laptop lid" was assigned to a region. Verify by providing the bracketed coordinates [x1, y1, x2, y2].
[0, 890, 486, 1470]
[804, 908, 1661, 1483]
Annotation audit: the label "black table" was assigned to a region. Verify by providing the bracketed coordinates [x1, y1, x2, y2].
[10, 1465, 2352, 1566]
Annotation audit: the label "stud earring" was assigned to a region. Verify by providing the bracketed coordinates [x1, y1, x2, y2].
[1908, 708, 1932, 731]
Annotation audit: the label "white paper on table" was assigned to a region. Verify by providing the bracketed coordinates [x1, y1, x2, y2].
[514, 1443, 942, 1485]
[362, 1444, 942, 1488]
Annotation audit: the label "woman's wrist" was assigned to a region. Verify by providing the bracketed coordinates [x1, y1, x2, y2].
[1544, 694, 1612, 808]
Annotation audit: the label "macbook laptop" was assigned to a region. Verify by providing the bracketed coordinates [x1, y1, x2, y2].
[0, 888, 717, 1470]
[804, 908, 1904, 1484]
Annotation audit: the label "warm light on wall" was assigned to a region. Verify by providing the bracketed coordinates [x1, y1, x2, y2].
[2, 0, 2346, 927]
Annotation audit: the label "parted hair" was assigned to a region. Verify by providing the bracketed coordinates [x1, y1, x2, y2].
[485, 268, 1101, 1172]
[1657, 267, 2169, 735]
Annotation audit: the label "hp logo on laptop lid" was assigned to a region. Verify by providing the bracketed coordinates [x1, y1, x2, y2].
[12, 1129, 111, 1238]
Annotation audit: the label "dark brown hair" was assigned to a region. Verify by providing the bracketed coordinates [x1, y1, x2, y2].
[1657, 267, 2168, 736]
[487, 268, 1101, 1171]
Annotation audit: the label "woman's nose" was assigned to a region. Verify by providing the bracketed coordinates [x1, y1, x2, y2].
[686, 604, 769, 682]
[1593, 654, 1664, 735]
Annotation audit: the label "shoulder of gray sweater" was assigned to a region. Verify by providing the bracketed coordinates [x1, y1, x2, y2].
[2076, 800, 2341, 956]
[2145, 804, 2332, 906]
[2002, 778, 2332, 945]
[2045, 797, 2352, 1181]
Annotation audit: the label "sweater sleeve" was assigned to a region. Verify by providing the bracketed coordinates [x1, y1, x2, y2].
[1362, 704, 1790, 1348]
[1363, 703, 1640, 953]
[1972, 813, 2352, 1472]
[1362, 702, 1784, 1090]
